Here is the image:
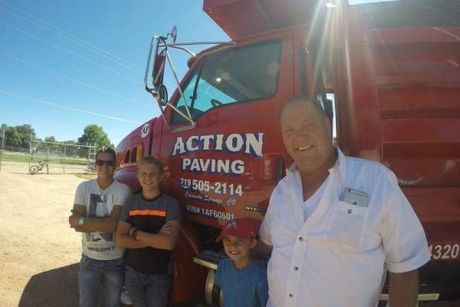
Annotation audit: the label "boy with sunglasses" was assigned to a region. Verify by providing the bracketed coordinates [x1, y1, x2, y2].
[69, 147, 131, 307]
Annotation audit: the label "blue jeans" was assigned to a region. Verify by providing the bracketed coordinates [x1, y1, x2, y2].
[79, 254, 124, 307]
[124, 265, 171, 307]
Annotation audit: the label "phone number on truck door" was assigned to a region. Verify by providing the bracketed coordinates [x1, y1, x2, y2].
[179, 178, 243, 196]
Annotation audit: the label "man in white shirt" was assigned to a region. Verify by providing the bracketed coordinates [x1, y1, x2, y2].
[69, 147, 131, 307]
[258, 96, 430, 307]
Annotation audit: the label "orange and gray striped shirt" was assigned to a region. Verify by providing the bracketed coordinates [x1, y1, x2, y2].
[120, 192, 180, 274]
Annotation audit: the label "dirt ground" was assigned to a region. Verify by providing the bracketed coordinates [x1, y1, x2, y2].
[0, 161, 457, 307]
[0, 161, 85, 307]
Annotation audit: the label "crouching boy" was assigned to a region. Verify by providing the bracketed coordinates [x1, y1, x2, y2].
[116, 157, 180, 307]
[215, 218, 268, 307]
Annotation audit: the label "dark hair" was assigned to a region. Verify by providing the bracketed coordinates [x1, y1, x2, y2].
[137, 156, 164, 174]
[96, 146, 116, 161]
[280, 95, 327, 120]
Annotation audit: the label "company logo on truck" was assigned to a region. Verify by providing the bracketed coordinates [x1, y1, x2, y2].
[172, 132, 264, 175]
[140, 123, 150, 138]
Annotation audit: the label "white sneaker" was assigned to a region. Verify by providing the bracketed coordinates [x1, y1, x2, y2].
[120, 288, 132, 305]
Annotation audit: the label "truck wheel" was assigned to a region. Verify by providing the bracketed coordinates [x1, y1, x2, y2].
[29, 165, 39, 175]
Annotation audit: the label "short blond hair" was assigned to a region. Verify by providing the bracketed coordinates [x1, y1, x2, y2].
[137, 156, 163, 174]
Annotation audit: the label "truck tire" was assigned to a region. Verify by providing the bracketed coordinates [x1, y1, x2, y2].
[29, 165, 39, 175]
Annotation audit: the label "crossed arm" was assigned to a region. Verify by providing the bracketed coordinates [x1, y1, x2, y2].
[68, 204, 122, 233]
[116, 220, 180, 251]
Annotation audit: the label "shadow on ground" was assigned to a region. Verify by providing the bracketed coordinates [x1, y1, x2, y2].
[19, 263, 128, 307]
[19, 263, 79, 307]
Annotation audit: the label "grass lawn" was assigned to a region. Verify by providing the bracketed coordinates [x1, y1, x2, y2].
[0, 151, 88, 165]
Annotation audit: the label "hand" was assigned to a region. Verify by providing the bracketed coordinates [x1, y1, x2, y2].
[69, 210, 81, 228]
[159, 222, 173, 235]
[68, 214, 80, 228]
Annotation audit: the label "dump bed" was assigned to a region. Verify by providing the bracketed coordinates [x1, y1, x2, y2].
[204, 0, 318, 40]
[333, 2, 460, 258]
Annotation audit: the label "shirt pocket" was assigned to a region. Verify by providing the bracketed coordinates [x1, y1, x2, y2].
[327, 201, 368, 248]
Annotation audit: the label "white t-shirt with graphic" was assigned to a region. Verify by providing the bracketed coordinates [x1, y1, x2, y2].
[74, 179, 131, 260]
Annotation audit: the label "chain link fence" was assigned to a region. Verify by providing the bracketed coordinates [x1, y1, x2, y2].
[0, 134, 96, 175]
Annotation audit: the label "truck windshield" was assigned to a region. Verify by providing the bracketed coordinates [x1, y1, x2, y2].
[171, 39, 281, 124]
[349, 0, 460, 27]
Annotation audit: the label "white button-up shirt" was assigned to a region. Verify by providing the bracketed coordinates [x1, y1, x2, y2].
[259, 149, 430, 307]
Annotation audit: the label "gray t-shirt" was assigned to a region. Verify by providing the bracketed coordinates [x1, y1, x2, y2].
[74, 179, 131, 260]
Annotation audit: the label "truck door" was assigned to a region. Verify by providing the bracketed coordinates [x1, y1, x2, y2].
[158, 32, 294, 229]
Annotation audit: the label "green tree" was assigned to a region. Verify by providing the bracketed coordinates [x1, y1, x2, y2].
[4, 127, 21, 147]
[1, 124, 36, 149]
[78, 124, 111, 149]
[45, 136, 56, 143]
[15, 124, 36, 148]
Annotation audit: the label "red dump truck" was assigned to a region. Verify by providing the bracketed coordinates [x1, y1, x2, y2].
[114, 0, 460, 304]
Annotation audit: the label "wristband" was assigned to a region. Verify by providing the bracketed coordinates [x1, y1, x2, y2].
[77, 217, 86, 226]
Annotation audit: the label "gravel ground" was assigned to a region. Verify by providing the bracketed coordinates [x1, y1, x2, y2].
[0, 161, 85, 307]
[0, 161, 457, 307]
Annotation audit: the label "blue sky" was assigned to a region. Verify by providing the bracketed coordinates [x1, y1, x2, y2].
[0, 0, 228, 145]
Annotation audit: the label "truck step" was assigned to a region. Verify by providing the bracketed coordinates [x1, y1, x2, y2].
[193, 249, 225, 270]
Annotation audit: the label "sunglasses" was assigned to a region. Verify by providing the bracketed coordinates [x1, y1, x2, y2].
[95, 159, 116, 167]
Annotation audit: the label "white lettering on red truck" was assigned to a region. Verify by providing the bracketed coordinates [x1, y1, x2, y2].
[186, 205, 235, 220]
[172, 132, 264, 175]
[172, 133, 264, 157]
[181, 158, 244, 174]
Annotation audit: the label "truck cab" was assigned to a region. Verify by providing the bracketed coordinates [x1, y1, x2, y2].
[115, 0, 460, 304]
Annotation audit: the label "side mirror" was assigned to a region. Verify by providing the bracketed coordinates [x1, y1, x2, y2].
[153, 50, 166, 88]
[155, 84, 169, 107]
[144, 33, 174, 110]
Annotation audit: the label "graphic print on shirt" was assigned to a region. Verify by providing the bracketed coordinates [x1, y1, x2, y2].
[85, 193, 113, 242]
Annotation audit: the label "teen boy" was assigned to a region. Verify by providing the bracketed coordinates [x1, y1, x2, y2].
[116, 157, 180, 307]
[215, 218, 268, 307]
[69, 147, 131, 307]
